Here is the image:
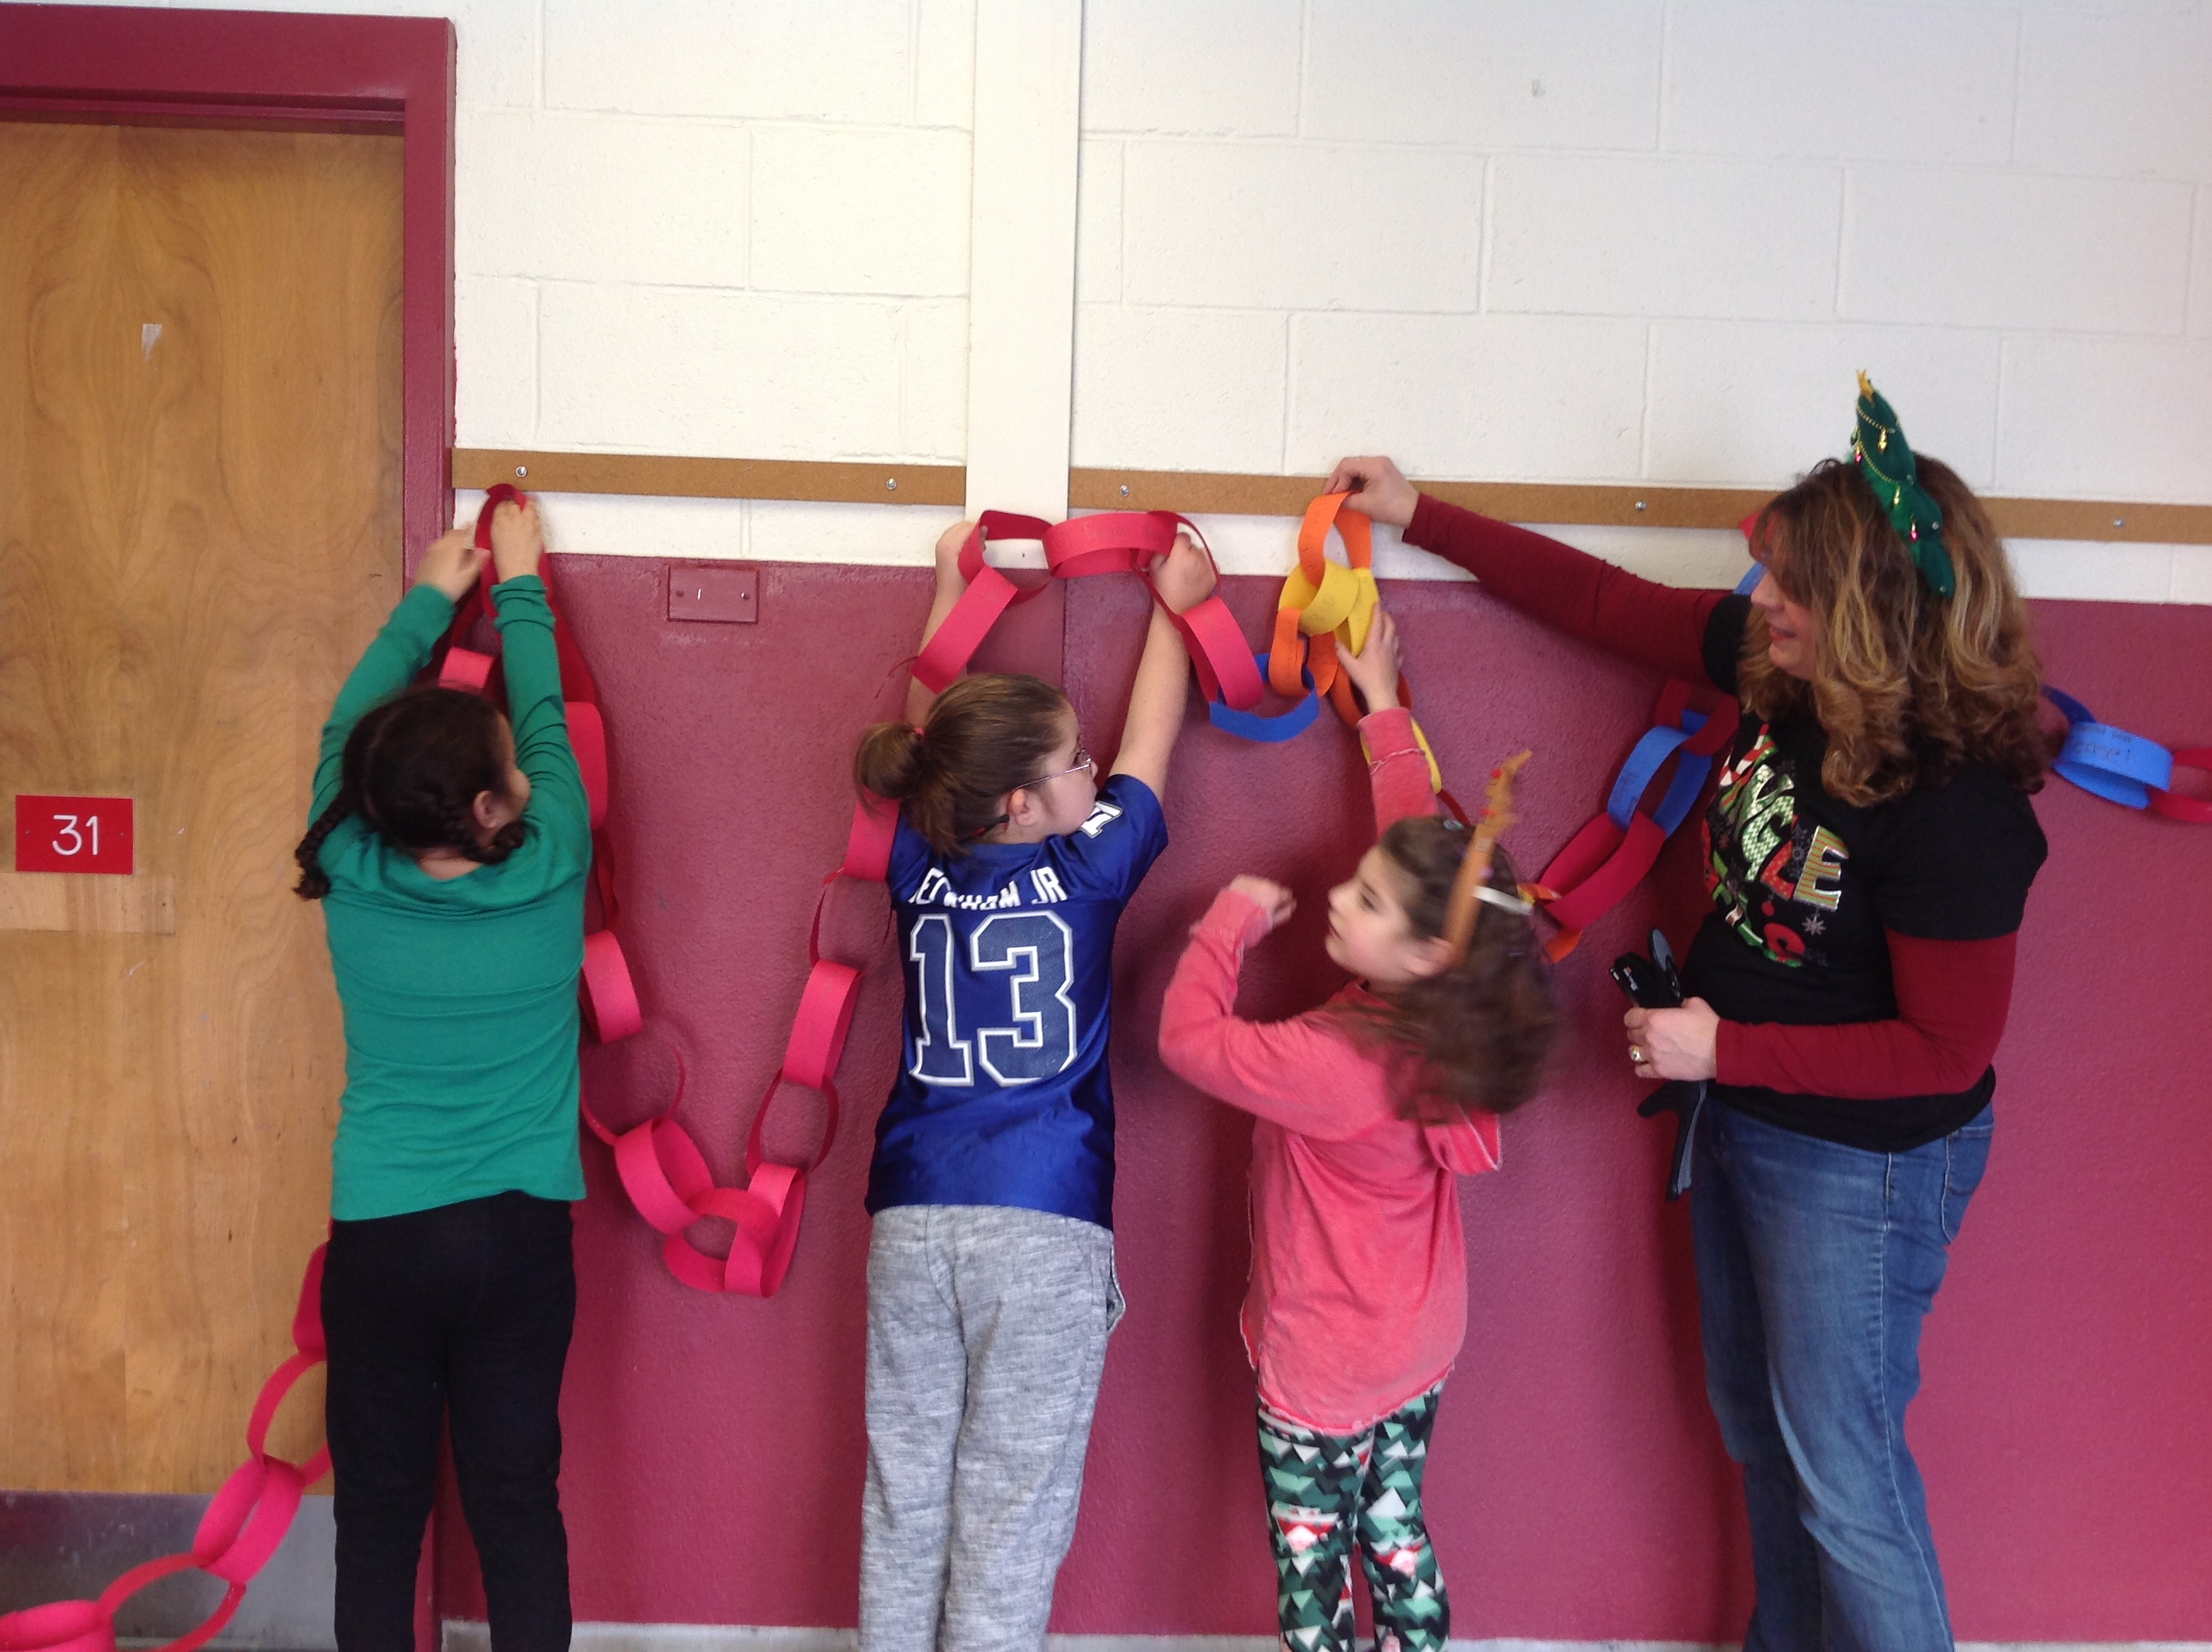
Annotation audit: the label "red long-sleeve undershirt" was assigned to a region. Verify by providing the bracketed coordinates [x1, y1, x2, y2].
[1404, 492, 2018, 1102]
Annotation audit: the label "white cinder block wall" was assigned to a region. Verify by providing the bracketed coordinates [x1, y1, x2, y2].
[1074, 0, 2212, 598]
[55, 0, 2212, 601]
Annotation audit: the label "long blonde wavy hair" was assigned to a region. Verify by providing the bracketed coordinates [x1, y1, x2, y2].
[1740, 457, 2051, 806]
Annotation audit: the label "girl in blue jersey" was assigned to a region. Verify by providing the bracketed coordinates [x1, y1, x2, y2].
[850, 521, 1215, 1652]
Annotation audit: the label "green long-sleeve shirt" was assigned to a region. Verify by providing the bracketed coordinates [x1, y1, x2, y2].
[312, 577, 589, 1220]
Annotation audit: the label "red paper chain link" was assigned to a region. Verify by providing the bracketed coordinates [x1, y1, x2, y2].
[0, 1250, 330, 1652]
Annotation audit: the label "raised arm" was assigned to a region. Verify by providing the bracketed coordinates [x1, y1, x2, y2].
[1327, 454, 1729, 688]
[1336, 606, 1440, 836]
[309, 526, 481, 821]
[487, 499, 588, 853]
[1158, 882, 1388, 1142]
[905, 519, 975, 726]
[1110, 532, 1214, 804]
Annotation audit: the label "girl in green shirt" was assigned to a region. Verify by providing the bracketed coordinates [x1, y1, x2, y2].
[295, 499, 585, 1652]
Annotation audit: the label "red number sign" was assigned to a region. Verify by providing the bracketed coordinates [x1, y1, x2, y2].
[15, 795, 135, 875]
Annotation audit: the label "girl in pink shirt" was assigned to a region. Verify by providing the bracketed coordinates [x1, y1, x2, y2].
[1159, 605, 1557, 1652]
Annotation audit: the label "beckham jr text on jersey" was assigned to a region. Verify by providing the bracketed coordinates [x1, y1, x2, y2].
[864, 773, 1169, 1230]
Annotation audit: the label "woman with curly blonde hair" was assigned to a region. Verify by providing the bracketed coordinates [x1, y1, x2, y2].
[1328, 379, 2049, 1652]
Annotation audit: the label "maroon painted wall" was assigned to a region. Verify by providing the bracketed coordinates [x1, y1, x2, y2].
[437, 559, 2212, 1642]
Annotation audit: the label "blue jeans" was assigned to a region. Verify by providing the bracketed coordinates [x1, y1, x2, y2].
[1692, 1102, 1994, 1652]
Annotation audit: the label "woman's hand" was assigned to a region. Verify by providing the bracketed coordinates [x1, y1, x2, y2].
[490, 497, 545, 582]
[1151, 532, 1217, 611]
[1341, 606, 1402, 713]
[1324, 455, 1418, 530]
[416, 526, 487, 603]
[1624, 998, 1720, 1082]
[1226, 875, 1295, 933]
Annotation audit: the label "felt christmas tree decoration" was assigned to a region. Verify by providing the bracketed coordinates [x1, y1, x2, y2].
[1850, 371, 1955, 598]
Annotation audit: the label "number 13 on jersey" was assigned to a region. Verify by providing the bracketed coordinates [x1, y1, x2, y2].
[906, 910, 1080, 1087]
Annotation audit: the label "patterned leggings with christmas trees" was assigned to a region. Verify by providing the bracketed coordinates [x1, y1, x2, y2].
[1257, 1381, 1448, 1652]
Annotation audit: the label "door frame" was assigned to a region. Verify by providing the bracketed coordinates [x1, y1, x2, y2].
[0, 3, 456, 566]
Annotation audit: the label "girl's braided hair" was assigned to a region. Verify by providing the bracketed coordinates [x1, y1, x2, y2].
[294, 686, 526, 899]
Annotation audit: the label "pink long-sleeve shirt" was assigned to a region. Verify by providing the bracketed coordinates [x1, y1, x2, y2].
[1157, 707, 1502, 1434]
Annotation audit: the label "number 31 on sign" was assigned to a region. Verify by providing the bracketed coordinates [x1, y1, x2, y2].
[15, 795, 136, 875]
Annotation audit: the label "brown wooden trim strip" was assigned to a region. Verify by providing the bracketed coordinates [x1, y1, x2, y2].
[0, 873, 177, 935]
[450, 451, 2212, 544]
[452, 449, 967, 507]
[1982, 497, 2212, 544]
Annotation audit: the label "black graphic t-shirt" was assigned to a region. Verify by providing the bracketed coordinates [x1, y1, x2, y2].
[1686, 596, 2048, 1151]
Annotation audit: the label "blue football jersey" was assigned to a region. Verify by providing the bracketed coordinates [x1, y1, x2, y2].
[865, 773, 1168, 1230]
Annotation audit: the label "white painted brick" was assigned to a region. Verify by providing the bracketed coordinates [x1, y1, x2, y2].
[1303, 0, 1662, 151]
[1122, 143, 1482, 311]
[1841, 168, 2192, 333]
[749, 501, 963, 567]
[544, 0, 912, 122]
[1081, 0, 1301, 137]
[463, 492, 752, 561]
[454, 279, 538, 448]
[901, 303, 970, 461]
[1662, 1, 2014, 164]
[1286, 314, 1647, 481]
[2016, 8, 2212, 179]
[2192, 187, 2212, 338]
[2173, 546, 2212, 606]
[1071, 307, 1287, 472]
[751, 128, 971, 297]
[457, 112, 748, 287]
[538, 287, 904, 460]
[2005, 539, 2175, 605]
[1543, 524, 1755, 590]
[914, 0, 977, 129]
[1487, 157, 1840, 321]
[1075, 141, 1123, 304]
[1996, 337, 2212, 502]
[1161, 511, 1334, 579]
[1645, 323, 2000, 490]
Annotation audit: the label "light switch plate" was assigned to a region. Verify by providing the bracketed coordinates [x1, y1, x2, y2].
[669, 564, 758, 624]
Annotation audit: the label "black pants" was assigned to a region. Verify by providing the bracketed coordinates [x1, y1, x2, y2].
[324, 1191, 576, 1652]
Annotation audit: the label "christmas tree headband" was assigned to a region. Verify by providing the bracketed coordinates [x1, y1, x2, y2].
[1848, 372, 1955, 598]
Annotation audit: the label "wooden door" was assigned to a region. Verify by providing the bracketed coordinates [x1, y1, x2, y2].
[0, 121, 403, 1492]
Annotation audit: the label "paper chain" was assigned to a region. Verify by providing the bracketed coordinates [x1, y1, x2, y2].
[0, 1251, 331, 1652]
[15, 504, 2199, 1652]
[2043, 688, 2212, 823]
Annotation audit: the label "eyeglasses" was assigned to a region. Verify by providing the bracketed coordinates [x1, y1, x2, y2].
[1022, 746, 1094, 789]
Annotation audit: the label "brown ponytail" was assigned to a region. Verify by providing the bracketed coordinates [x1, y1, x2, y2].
[294, 686, 524, 899]
[854, 673, 1073, 857]
[1346, 827, 1559, 1120]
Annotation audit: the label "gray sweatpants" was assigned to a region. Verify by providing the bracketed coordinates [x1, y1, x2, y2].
[859, 1204, 1123, 1652]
